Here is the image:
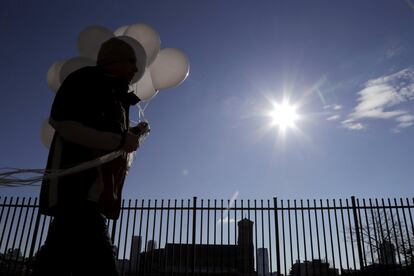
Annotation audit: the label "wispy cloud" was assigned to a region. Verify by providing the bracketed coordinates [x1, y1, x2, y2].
[327, 115, 340, 121]
[342, 67, 414, 131]
[216, 191, 239, 224]
[217, 216, 235, 224]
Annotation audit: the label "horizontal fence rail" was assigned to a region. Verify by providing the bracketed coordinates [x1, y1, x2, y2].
[0, 196, 413, 275]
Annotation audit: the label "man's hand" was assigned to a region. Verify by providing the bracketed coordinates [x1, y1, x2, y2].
[122, 132, 140, 153]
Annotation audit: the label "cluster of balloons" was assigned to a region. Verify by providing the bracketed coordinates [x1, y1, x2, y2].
[42, 23, 190, 148]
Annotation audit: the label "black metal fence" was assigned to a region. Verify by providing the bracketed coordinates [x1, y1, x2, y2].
[0, 196, 413, 275]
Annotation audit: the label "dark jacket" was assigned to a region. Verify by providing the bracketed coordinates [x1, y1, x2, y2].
[39, 66, 139, 219]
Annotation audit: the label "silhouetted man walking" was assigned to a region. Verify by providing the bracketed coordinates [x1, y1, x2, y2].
[32, 38, 146, 276]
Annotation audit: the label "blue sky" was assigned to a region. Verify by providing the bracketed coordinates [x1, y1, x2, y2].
[0, 0, 414, 201]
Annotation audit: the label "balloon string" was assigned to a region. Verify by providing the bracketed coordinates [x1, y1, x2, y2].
[137, 101, 150, 121]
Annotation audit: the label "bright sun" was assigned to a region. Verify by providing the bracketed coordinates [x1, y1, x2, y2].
[268, 100, 299, 134]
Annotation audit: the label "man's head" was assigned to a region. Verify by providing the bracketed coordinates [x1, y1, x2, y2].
[97, 38, 138, 82]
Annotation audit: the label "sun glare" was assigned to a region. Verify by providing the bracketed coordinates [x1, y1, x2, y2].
[268, 100, 299, 134]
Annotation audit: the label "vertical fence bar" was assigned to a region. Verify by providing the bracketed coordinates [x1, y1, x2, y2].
[273, 197, 281, 276]
[206, 199, 210, 275]
[393, 198, 406, 266]
[220, 199, 224, 274]
[254, 200, 258, 274]
[351, 196, 364, 271]
[388, 198, 402, 266]
[186, 199, 190, 275]
[362, 199, 375, 269]
[36, 214, 47, 254]
[0, 197, 13, 256]
[16, 198, 31, 271]
[369, 198, 380, 269]
[199, 199, 203, 272]
[355, 199, 366, 268]
[164, 199, 171, 275]
[227, 199, 230, 274]
[7, 197, 25, 275]
[116, 199, 124, 262]
[288, 200, 293, 272]
[171, 199, 177, 276]
[178, 199, 183, 274]
[142, 199, 151, 274]
[375, 198, 387, 266]
[381, 198, 394, 266]
[300, 200, 308, 276]
[2, 197, 19, 272]
[191, 197, 197, 275]
[260, 199, 265, 276]
[137, 199, 144, 274]
[397, 198, 412, 266]
[340, 199, 350, 272]
[149, 199, 158, 274]
[234, 199, 237, 273]
[121, 200, 131, 274]
[281, 200, 287, 276]
[333, 199, 343, 274]
[320, 199, 328, 270]
[213, 199, 216, 274]
[267, 199, 273, 275]
[26, 201, 41, 276]
[158, 199, 164, 274]
[307, 200, 314, 273]
[294, 199, 300, 275]
[247, 199, 252, 276]
[327, 199, 336, 273]
[313, 199, 322, 275]
[128, 199, 137, 274]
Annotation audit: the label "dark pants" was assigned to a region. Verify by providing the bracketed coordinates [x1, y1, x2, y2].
[31, 203, 119, 276]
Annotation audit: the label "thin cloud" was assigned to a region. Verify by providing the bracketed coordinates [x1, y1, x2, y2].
[217, 216, 235, 224]
[324, 104, 343, 122]
[327, 115, 340, 121]
[342, 67, 414, 131]
[217, 191, 239, 224]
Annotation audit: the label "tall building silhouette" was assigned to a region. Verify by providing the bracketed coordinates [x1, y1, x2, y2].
[257, 248, 270, 276]
[379, 240, 396, 265]
[237, 218, 255, 273]
[130, 236, 142, 271]
[147, 240, 157, 251]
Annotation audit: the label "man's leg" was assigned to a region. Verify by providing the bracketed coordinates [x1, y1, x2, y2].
[72, 206, 119, 276]
[31, 216, 71, 276]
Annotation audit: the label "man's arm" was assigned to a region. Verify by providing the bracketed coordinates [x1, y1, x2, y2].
[50, 119, 139, 152]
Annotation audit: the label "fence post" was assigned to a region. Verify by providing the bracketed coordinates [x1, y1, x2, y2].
[192, 196, 197, 275]
[26, 209, 41, 276]
[273, 197, 281, 276]
[351, 196, 364, 273]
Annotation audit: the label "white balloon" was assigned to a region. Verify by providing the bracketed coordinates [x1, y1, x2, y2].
[131, 69, 157, 101]
[124, 23, 160, 65]
[114, 25, 128, 36]
[46, 59, 66, 93]
[150, 48, 189, 90]
[117, 36, 147, 84]
[41, 119, 55, 149]
[77, 26, 114, 60]
[59, 57, 96, 84]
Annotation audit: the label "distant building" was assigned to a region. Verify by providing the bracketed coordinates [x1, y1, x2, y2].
[130, 236, 142, 271]
[257, 248, 270, 276]
[378, 240, 396, 265]
[147, 240, 157, 251]
[289, 259, 339, 276]
[128, 218, 257, 275]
